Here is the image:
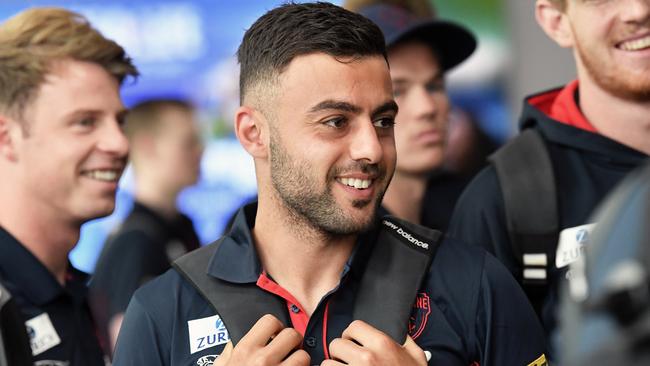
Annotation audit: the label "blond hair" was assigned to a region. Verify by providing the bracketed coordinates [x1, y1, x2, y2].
[0, 7, 138, 119]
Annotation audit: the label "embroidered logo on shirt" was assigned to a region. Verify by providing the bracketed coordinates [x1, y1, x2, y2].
[188, 315, 230, 354]
[25, 313, 61, 356]
[408, 292, 431, 340]
[196, 354, 218, 366]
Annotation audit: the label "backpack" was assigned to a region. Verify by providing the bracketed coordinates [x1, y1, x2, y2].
[173, 215, 441, 345]
[488, 129, 558, 316]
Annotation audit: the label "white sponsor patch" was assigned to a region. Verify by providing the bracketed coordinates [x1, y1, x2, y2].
[188, 315, 230, 354]
[25, 313, 61, 356]
[556, 223, 596, 269]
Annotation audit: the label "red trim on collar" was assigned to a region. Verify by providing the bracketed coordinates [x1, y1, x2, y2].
[257, 272, 309, 337]
[528, 80, 597, 133]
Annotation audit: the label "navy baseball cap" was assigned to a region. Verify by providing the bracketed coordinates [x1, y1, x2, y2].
[359, 4, 477, 71]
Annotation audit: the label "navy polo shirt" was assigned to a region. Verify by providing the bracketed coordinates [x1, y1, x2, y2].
[0, 227, 106, 365]
[114, 204, 547, 366]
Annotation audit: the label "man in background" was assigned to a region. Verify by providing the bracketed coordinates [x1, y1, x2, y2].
[0, 7, 137, 364]
[346, 1, 476, 231]
[449, 0, 650, 356]
[90, 98, 203, 353]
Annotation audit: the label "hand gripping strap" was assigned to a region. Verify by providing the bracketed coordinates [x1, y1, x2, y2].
[352, 216, 441, 343]
[173, 218, 441, 345]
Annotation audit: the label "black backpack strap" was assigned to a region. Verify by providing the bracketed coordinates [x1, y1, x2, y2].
[173, 218, 440, 345]
[0, 283, 32, 366]
[489, 129, 558, 312]
[353, 216, 441, 343]
[173, 239, 290, 345]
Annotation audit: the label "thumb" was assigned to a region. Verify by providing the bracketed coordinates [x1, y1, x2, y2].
[212, 341, 234, 366]
[403, 335, 427, 365]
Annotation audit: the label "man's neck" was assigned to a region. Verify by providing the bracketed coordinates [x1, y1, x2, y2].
[253, 194, 356, 316]
[578, 74, 650, 155]
[134, 181, 180, 220]
[0, 198, 79, 285]
[382, 171, 428, 224]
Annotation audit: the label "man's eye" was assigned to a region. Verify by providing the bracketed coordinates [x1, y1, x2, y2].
[78, 117, 96, 127]
[425, 81, 445, 94]
[324, 117, 346, 128]
[373, 117, 395, 129]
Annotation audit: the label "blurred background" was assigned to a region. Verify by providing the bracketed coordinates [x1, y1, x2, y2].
[0, 0, 575, 273]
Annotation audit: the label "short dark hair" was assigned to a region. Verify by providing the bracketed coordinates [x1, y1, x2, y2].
[237, 2, 387, 106]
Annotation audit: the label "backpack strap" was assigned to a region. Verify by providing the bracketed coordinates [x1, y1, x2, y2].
[0, 283, 32, 366]
[173, 239, 290, 345]
[173, 216, 440, 345]
[489, 129, 558, 313]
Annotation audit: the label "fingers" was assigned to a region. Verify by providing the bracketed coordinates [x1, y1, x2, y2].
[212, 341, 233, 366]
[327, 337, 364, 363]
[238, 314, 286, 348]
[341, 320, 390, 348]
[403, 335, 427, 364]
[281, 349, 310, 366]
[265, 327, 305, 364]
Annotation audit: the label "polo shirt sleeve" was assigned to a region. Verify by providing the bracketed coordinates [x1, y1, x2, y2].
[474, 253, 548, 365]
[447, 166, 522, 278]
[112, 290, 168, 366]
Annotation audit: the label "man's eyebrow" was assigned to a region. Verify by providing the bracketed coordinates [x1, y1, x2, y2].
[308, 100, 362, 114]
[371, 100, 399, 117]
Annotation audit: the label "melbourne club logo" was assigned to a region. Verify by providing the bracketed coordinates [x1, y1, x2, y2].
[408, 292, 431, 340]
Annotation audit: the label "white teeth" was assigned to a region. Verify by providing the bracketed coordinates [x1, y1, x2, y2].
[338, 177, 372, 190]
[619, 36, 650, 51]
[85, 170, 119, 182]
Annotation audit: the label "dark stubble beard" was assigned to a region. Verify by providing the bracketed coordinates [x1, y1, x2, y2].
[269, 129, 387, 237]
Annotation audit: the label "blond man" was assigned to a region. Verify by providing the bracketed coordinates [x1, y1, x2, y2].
[0, 7, 137, 365]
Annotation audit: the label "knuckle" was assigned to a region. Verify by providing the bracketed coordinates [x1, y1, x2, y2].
[359, 349, 376, 364]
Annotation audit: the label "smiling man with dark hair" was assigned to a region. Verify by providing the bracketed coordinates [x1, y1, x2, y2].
[113, 3, 546, 365]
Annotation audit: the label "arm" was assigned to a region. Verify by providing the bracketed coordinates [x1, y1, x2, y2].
[474, 254, 548, 366]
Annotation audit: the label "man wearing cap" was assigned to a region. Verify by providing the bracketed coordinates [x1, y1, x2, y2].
[349, 2, 476, 231]
[448, 0, 650, 357]
[113, 3, 547, 365]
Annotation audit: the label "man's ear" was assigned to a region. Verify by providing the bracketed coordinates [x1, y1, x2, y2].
[536, 0, 574, 48]
[235, 106, 268, 159]
[0, 115, 19, 161]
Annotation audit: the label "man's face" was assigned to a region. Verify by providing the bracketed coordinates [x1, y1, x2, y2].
[565, 0, 650, 100]
[267, 53, 397, 235]
[152, 107, 203, 192]
[13, 59, 128, 223]
[388, 41, 449, 176]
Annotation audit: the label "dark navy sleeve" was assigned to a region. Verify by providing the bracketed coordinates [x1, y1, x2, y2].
[112, 269, 227, 366]
[447, 166, 521, 278]
[474, 253, 548, 365]
[414, 240, 547, 365]
[113, 290, 167, 365]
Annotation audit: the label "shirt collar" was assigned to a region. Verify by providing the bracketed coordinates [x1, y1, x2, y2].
[207, 202, 379, 283]
[0, 227, 87, 305]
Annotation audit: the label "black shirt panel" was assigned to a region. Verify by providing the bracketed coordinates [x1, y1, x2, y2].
[0, 227, 106, 365]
